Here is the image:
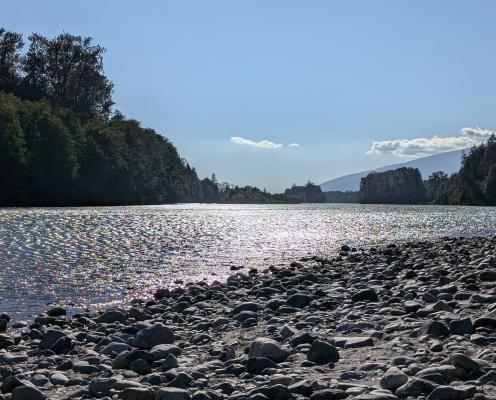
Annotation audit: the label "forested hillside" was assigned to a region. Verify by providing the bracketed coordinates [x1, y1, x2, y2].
[0, 28, 204, 206]
[432, 136, 496, 205]
[0, 28, 327, 206]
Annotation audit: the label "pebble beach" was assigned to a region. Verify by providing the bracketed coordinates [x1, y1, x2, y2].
[1, 236, 496, 400]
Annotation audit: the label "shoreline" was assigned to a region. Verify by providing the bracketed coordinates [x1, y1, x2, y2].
[1, 236, 496, 400]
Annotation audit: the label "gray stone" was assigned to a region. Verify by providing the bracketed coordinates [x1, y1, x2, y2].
[11, 386, 46, 400]
[120, 387, 155, 400]
[46, 307, 66, 317]
[100, 341, 131, 355]
[150, 344, 182, 360]
[450, 353, 481, 371]
[352, 288, 379, 302]
[233, 302, 259, 314]
[427, 385, 476, 400]
[286, 293, 313, 309]
[477, 370, 496, 384]
[130, 359, 151, 375]
[162, 353, 178, 370]
[380, 367, 408, 391]
[418, 321, 450, 338]
[248, 337, 289, 363]
[95, 309, 127, 323]
[0, 334, 15, 349]
[280, 325, 298, 338]
[88, 378, 117, 396]
[247, 357, 280, 373]
[39, 329, 67, 350]
[0, 318, 8, 332]
[166, 372, 193, 389]
[396, 378, 437, 397]
[449, 318, 473, 335]
[307, 339, 340, 364]
[72, 361, 99, 374]
[334, 336, 374, 348]
[156, 387, 191, 400]
[134, 323, 175, 349]
[309, 388, 348, 400]
[479, 270, 496, 281]
[49, 373, 69, 385]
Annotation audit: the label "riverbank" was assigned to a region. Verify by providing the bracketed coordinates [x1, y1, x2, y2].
[1, 236, 496, 400]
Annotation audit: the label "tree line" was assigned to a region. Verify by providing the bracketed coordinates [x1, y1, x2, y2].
[429, 135, 496, 206]
[358, 167, 426, 204]
[200, 177, 326, 204]
[0, 28, 327, 206]
[358, 136, 496, 206]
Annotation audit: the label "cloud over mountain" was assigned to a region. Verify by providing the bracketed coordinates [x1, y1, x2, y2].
[368, 127, 495, 156]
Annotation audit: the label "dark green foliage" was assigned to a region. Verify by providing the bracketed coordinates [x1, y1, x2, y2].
[0, 28, 113, 120]
[0, 90, 325, 206]
[24, 101, 79, 205]
[284, 182, 326, 203]
[218, 185, 281, 204]
[484, 164, 496, 205]
[432, 135, 496, 206]
[359, 167, 426, 204]
[324, 191, 359, 203]
[199, 175, 219, 203]
[21, 33, 114, 120]
[196, 179, 326, 204]
[0, 28, 202, 206]
[0, 95, 27, 203]
[425, 171, 449, 203]
[0, 28, 23, 94]
[0, 92, 201, 206]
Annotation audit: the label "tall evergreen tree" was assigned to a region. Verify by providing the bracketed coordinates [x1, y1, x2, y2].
[0, 94, 27, 205]
[484, 164, 496, 206]
[0, 28, 23, 93]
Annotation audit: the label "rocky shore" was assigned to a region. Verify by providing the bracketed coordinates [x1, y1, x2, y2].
[1, 236, 496, 400]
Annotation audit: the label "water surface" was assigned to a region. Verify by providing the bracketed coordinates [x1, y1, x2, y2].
[1, 203, 496, 320]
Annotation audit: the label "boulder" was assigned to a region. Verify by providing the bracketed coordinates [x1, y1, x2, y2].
[418, 321, 450, 338]
[307, 339, 340, 364]
[95, 309, 127, 324]
[248, 338, 289, 363]
[448, 318, 473, 335]
[134, 323, 175, 349]
[396, 378, 437, 397]
[352, 288, 378, 302]
[380, 367, 408, 391]
[11, 386, 46, 400]
[427, 385, 476, 400]
[286, 293, 313, 309]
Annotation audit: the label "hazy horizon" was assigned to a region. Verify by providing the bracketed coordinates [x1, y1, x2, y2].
[4, 0, 496, 191]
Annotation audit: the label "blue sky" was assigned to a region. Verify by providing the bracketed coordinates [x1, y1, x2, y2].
[4, 1, 496, 191]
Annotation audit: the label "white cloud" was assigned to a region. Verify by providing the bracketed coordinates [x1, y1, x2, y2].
[368, 127, 496, 156]
[460, 127, 496, 138]
[230, 136, 283, 149]
[289, 143, 300, 147]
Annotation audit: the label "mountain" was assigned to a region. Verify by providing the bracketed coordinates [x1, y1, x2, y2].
[320, 149, 466, 192]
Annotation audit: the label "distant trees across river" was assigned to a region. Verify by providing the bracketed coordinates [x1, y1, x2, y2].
[357, 136, 496, 206]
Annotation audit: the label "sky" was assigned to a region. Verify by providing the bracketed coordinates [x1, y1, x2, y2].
[4, 1, 496, 191]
